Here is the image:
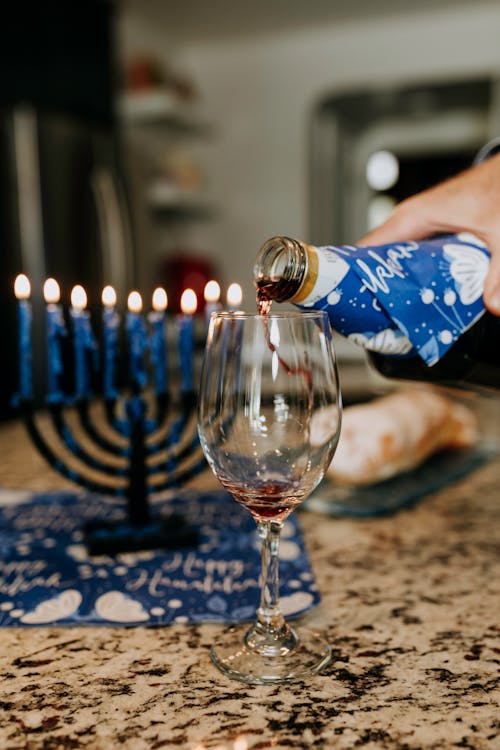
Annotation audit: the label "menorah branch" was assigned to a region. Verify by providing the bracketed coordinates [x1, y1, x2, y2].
[51, 403, 128, 477]
[76, 399, 129, 457]
[21, 401, 126, 498]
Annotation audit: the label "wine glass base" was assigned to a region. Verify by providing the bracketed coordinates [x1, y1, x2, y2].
[210, 624, 332, 685]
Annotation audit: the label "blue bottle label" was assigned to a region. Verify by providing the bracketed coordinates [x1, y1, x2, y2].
[295, 233, 489, 365]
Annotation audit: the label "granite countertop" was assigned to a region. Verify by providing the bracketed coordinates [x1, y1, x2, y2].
[0, 418, 499, 750]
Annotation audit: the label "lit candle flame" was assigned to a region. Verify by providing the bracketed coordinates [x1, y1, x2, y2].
[43, 278, 61, 304]
[127, 290, 143, 314]
[226, 282, 243, 308]
[204, 279, 221, 304]
[71, 285, 87, 311]
[180, 288, 197, 315]
[152, 287, 168, 312]
[102, 285, 117, 307]
[14, 274, 31, 300]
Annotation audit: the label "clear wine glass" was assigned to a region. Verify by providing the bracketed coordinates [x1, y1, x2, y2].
[197, 310, 342, 684]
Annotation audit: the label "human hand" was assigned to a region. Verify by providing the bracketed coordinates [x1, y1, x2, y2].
[357, 152, 500, 315]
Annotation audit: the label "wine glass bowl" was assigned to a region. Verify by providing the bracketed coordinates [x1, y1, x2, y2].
[198, 310, 341, 684]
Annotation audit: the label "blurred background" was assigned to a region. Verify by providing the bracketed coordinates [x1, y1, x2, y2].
[2, 0, 500, 417]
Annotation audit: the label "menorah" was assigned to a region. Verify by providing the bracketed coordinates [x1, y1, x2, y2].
[12, 274, 224, 555]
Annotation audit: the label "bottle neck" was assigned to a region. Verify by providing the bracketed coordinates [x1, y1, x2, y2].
[253, 236, 316, 303]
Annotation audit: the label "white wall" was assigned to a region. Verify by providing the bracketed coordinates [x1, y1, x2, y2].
[119, 4, 500, 303]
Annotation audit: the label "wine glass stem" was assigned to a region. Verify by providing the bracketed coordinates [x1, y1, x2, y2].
[244, 520, 297, 656]
[255, 521, 287, 635]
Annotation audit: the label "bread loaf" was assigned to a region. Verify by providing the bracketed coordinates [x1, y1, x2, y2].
[326, 387, 477, 486]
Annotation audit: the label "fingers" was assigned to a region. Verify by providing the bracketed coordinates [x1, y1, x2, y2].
[357, 194, 445, 247]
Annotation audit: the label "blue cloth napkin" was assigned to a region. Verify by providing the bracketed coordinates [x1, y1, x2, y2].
[0, 489, 319, 627]
[299, 233, 489, 365]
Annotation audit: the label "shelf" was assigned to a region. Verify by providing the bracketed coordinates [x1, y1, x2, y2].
[119, 88, 217, 230]
[146, 182, 215, 219]
[119, 89, 211, 134]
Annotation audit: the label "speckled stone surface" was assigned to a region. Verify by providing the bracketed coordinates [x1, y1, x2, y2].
[0, 419, 499, 750]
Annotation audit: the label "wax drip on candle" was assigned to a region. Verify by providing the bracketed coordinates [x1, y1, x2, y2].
[70, 284, 97, 400]
[44, 277, 67, 404]
[102, 285, 120, 400]
[203, 279, 222, 327]
[126, 290, 148, 391]
[148, 287, 168, 395]
[178, 288, 197, 392]
[14, 274, 33, 401]
[226, 282, 243, 311]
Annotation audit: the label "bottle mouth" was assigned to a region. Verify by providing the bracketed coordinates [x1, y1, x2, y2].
[253, 236, 307, 301]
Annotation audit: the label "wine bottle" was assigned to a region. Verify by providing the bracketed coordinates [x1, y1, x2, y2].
[254, 234, 500, 391]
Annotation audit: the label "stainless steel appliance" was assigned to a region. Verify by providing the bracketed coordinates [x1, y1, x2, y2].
[0, 1, 134, 418]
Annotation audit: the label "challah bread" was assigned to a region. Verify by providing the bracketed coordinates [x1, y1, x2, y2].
[326, 387, 477, 486]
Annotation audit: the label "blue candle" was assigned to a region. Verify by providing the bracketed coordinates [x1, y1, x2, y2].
[70, 285, 97, 400]
[203, 279, 222, 329]
[43, 278, 66, 404]
[226, 282, 243, 311]
[178, 288, 197, 392]
[126, 291, 148, 391]
[14, 274, 33, 401]
[102, 285, 120, 400]
[148, 287, 168, 395]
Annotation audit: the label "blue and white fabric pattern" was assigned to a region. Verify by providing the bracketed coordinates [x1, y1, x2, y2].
[297, 233, 489, 366]
[0, 489, 319, 627]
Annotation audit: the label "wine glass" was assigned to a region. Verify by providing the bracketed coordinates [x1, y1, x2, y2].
[197, 310, 341, 684]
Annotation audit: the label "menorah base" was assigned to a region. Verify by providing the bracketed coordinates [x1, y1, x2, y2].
[83, 513, 199, 556]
